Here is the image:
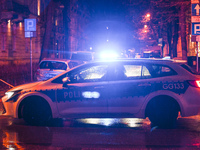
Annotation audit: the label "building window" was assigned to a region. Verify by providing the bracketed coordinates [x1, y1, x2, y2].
[12, 24, 16, 51]
[1, 22, 6, 51]
[13, 35, 16, 51]
[1, 33, 5, 51]
[55, 19, 58, 26]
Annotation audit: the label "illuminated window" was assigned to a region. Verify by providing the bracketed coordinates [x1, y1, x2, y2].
[55, 19, 58, 26]
[37, 0, 40, 16]
[19, 22, 22, 29]
[7, 20, 11, 29]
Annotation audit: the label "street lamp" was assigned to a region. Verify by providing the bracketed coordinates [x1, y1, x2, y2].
[145, 13, 151, 22]
[146, 13, 150, 18]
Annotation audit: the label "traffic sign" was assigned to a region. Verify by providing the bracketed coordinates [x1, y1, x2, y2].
[192, 23, 200, 35]
[24, 19, 36, 82]
[192, 16, 200, 22]
[191, 0, 199, 4]
[191, 0, 200, 72]
[25, 31, 36, 38]
[197, 35, 200, 41]
[192, 4, 200, 16]
[24, 19, 36, 32]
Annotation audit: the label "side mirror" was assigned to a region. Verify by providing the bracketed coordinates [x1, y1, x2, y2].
[62, 77, 71, 87]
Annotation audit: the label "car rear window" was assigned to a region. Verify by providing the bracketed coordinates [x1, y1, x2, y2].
[180, 64, 198, 74]
[40, 61, 67, 70]
[71, 53, 92, 61]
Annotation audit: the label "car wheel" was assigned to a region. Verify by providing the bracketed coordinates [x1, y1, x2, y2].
[147, 98, 179, 128]
[21, 99, 52, 126]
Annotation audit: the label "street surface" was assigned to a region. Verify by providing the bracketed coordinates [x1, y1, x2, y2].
[1, 112, 200, 149]
[1, 91, 200, 149]
[0, 88, 200, 149]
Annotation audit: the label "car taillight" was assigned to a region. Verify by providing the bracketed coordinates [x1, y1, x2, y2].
[188, 80, 200, 88]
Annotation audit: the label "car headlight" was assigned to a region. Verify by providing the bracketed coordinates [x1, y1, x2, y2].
[5, 91, 15, 99]
[4, 90, 22, 102]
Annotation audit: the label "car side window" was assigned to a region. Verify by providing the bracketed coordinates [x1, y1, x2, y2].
[124, 65, 141, 78]
[150, 65, 177, 77]
[124, 65, 151, 79]
[123, 64, 176, 79]
[142, 66, 151, 78]
[70, 65, 108, 83]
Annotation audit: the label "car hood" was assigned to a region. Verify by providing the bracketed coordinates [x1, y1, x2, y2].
[7, 81, 43, 92]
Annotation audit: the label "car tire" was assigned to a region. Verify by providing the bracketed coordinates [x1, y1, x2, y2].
[147, 98, 179, 128]
[21, 98, 52, 126]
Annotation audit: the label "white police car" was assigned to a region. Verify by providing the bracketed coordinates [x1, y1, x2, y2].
[2, 59, 200, 127]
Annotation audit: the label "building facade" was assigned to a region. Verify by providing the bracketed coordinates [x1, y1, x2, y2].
[0, 0, 91, 65]
[0, 0, 42, 65]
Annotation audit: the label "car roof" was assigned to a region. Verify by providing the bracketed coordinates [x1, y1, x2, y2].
[88, 58, 187, 65]
[40, 58, 81, 63]
[72, 51, 94, 54]
[47, 58, 188, 83]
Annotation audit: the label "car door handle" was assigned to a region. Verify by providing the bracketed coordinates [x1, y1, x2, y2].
[138, 83, 151, 87]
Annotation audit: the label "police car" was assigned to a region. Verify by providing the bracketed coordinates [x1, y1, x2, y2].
[2, 59, 200, 127]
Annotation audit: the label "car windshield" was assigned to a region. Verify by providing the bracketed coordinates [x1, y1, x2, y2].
[39, 61, 67, 70]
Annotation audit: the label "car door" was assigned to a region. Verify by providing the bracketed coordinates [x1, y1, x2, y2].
[107, 63, 153, 115]
[55, 63, 109, 118]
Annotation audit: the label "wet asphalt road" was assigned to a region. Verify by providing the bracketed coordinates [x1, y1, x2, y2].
[1, 115, 200, 149]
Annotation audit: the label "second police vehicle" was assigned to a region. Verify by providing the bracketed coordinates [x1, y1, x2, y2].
[2, 58, 200, 127]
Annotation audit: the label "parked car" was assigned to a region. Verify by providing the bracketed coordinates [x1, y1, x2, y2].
[70, 51, 95, 63]
[35, 58, 82, 81]
[2, 58, 200, 128]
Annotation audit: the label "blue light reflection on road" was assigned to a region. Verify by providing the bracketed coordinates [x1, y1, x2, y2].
[77, 118, 151, 128]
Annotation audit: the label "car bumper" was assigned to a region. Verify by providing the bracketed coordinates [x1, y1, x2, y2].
[180, 87, 200, 117]
[1, 96, 18, 118]
[0, 101, 6, 115]
[182, 105, 200, 117]
[1, 101, 17, 118]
